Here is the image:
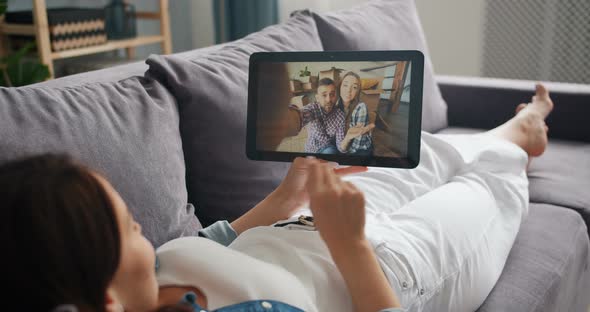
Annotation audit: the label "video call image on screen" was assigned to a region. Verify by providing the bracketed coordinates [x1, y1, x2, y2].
[256, 61, 412, 158]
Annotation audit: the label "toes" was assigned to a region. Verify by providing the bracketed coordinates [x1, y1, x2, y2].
[516, 103, 527, 114]
[535, 83, 549, 97]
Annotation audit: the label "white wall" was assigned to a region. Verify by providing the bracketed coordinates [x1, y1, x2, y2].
[190, 0, 215, 49]
[279, 0, 367, 20]
[414, 0, 485, 77]
[279, 0, 485, 77]
[279, 0, 331, 21]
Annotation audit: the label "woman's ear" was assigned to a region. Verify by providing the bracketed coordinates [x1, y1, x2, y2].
[105, 288, 124, 312]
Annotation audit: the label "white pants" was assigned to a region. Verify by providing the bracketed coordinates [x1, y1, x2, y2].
[345, 131, 529, 312]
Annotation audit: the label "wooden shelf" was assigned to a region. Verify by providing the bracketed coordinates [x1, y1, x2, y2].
[0, 22, 36, 35]
[51, 35, 164, 59]
[0, 0, 172, 79]
[292, 89, 315, 95]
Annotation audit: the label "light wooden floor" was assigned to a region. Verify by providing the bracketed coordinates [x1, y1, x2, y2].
[277, 128, 307, 152]
[372, 102, 409, 157]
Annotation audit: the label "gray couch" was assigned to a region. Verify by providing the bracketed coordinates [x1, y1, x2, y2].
[1, 1, 588, 311]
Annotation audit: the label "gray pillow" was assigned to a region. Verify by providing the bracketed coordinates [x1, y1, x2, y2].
[0, 77, 199, 247]
[146, 10, 324, 226]
[311, 0, 448, 132]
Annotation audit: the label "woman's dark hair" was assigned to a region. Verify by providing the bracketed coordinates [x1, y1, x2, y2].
[0, 154, 121, 312]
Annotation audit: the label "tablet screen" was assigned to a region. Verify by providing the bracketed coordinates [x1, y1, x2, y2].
[247, 51, 423, 168]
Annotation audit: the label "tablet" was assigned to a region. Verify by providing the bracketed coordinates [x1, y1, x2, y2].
[246, 50, 423, 168]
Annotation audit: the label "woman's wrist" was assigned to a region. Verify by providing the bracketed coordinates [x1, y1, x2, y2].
[327, 237, 371, 261]
[340, 137, 352, 151]
[230, 188, 296, 235]
[327, 237, 401, 311]
[272, 185, 304, 217]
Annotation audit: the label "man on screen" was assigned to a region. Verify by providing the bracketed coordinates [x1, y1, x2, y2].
[289, 78, 347, 154]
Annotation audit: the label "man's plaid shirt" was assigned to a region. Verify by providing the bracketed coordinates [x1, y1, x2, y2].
[291, 102, 346, 153]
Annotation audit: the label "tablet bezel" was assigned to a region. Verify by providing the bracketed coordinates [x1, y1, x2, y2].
[246, 50, 423, 168]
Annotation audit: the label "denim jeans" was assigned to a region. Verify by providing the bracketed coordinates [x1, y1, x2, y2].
[180, 292, 304, 312]
[318, 145, 373, 156]
[317, 145, 339, 154]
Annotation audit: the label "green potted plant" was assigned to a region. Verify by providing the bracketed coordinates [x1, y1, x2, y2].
[299, 65, 311, 83]
[0, 0, 51, 87]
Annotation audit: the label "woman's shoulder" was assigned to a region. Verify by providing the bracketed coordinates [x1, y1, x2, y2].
[156, 236, 221, 257]
[351, 102, 368, 116]
[354, 102, 368, 111]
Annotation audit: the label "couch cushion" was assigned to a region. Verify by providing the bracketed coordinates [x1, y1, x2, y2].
[437, 127, 590, 229]
[477, 203, 590, 312]
[527, 139, 590, 224]
[31, 61, 148, 88]
[146, 10, 323, 226]
[311, 0, 448, 133]
[0, 77, 199, 247]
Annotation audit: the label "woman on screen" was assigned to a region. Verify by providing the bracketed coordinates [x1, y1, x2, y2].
[337, 71, 375, 156]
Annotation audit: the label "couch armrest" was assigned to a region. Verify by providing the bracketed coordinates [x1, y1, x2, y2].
[437, 75, 590, 142]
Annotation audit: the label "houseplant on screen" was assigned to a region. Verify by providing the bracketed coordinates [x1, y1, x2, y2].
[0, 0, 50, 87]
[299, 65, 311, 83]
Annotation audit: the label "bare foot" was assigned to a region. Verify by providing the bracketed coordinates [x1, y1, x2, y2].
[515, 103, 527, 114]
[489, 83, 553, 158]
[516, 83, 552, 156]
[516, 83, 554, 119]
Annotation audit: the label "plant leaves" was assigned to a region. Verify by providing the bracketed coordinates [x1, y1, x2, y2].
[0, 0, 7, 16]
[6, 60, 49, 87]
[24, 61, 50, 85]
[0, 69, 7, 86]
[0, 41, 50, 87]
[5, 42, 35, 67]
[0, 8, 50, 87]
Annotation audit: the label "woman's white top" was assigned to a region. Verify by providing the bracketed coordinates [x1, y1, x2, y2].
[156, 218, 404, 312]
[156, 232, 319, 311]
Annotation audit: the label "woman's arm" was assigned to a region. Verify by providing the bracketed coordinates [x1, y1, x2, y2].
[339, 123, 375, 152]
[230, 186, 298, 235]
[306, 161, 401, 312]
[340, 103, 373, 152]
[329, 239, 401, 312]
[291, 102, 321, 129]
[351, 103, 370, 127]
[231, 157, 368, 235]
